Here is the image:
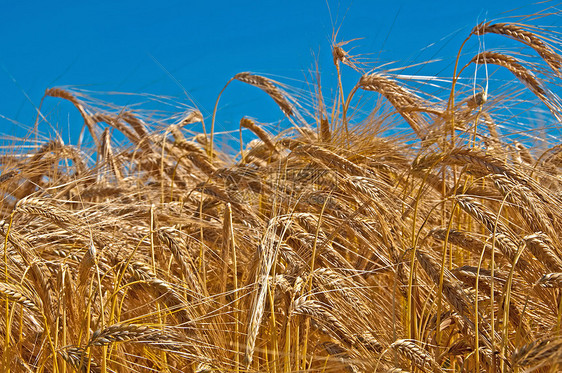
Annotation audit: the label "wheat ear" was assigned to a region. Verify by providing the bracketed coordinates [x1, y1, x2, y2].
[240, 117, 277, 153]
[389, 339, 442, 373]
[358, 73, 426, 137]
[473, 22, 562, 73]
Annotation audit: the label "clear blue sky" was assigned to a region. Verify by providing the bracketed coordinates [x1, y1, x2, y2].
[0, 0, 553, 144]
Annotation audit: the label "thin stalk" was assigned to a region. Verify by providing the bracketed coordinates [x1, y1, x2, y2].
[301, 195, 330, 369]
[2, 214, 13, 373]
[210, 78, 235, 160]
[335, 61, 349, 142]
[447, 33, 473, 140]
[342, 83, 360, 130]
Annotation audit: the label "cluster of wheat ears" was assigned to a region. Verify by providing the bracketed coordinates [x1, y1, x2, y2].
[2, 15, 562, 373]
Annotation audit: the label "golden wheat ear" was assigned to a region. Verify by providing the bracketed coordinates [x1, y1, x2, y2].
[358, 73, 429, 138]
[233, 72, 294, 117]
[210, 72, 297, 159]
[389, 339, 443, 373]
[470, 52, 545, 96]
[473, 22, 562, 74]
[240, 117, 277, 153]
[45, 88, 100, 148]
[469, 51, 562, 121]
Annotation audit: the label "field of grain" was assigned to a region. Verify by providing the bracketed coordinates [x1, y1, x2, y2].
[1, 16, 562, 373]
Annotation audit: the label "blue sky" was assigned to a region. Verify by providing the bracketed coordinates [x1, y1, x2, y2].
[0, 1, 553, 145]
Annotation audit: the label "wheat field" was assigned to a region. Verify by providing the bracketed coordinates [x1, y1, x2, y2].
[1, 14, 562, 373]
